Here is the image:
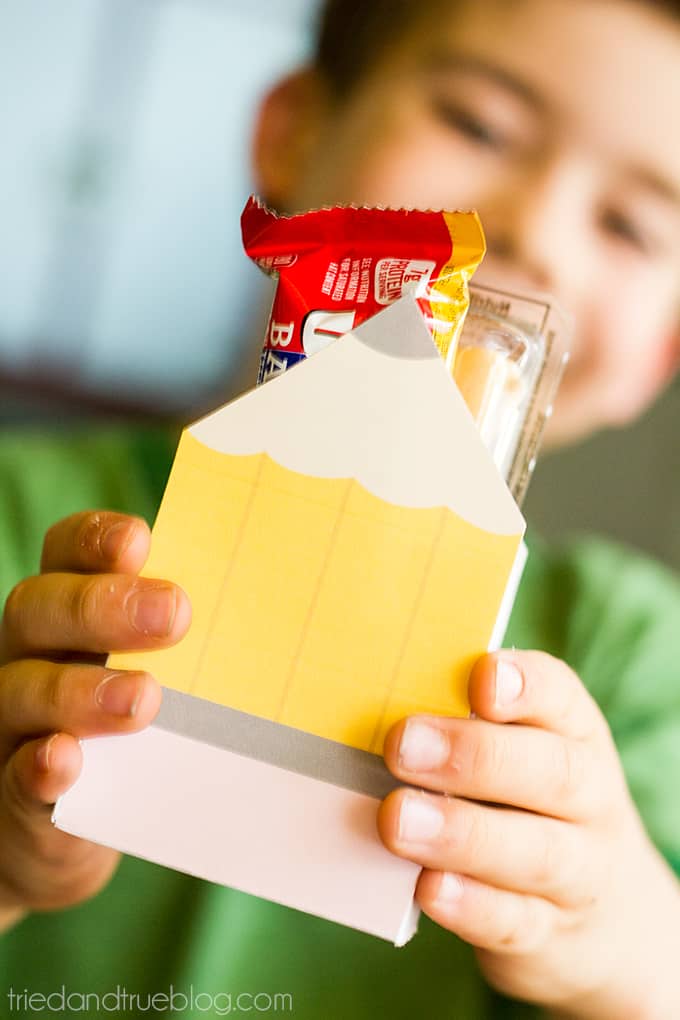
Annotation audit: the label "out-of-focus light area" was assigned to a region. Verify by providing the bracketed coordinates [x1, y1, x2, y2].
[0, 0, 315, 421]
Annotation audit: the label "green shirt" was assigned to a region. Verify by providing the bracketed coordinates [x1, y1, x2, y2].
[1, 427, 679, 1019]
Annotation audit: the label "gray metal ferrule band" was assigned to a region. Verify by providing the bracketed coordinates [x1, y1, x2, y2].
[155, 687, 400, 801]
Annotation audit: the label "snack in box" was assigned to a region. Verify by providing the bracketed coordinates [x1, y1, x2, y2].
[54, 198, 535, 945]
[244, 200, 570, 505]
[455, 281, 571, 503]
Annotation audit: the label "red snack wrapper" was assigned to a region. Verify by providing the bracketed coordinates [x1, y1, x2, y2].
[241, 196, 486, 384]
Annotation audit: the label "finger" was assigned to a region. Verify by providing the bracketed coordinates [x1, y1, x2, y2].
[3, 732, 83, 816]
[0, 660, 162, 759]
[384, 715, 600, 822]
[416, 869, 559, 956]
[468, 651, 609, 742]
[0, 734, 121, 910]
[3, 572, 191, 656]
[41, 511, 150, 575]
[378, 789, 591, 907]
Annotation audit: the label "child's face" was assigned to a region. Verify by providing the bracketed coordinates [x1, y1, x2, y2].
[266, 0, 680, 447]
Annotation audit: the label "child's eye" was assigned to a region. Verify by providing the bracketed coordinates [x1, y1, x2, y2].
[600, 208, 650, 253]
[432, 100, 509, 152]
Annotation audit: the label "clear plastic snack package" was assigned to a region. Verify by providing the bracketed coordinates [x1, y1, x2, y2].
[455, 281, 573, 505]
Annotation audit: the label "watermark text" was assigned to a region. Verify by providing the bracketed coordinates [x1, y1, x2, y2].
[7, 985, 293, 1015]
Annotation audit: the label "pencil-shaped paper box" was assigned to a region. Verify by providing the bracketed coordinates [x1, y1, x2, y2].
[54, 294, 527, 944]
[53, 202, 573, 946]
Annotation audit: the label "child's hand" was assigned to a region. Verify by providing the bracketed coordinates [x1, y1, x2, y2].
[379, 651, 680, 1019]
[0, 511, 191, 928]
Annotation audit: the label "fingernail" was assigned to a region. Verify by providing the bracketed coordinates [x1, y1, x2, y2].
[127, 586, 177, 637]
[398, 793, 444, 843]
[96, 672, 144, 718]
[399, 720, 449, 772]
[100, 520, 135, 562]
[495, 658, 524, 707]
[436, 872, 464, 904]
[35, 733, 59, 773]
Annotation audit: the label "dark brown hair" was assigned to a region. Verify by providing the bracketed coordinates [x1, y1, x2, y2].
[316, 0, 680, 95]
[315, 0, 439, 94]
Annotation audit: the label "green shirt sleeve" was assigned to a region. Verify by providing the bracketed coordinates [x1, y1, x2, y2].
[508, 534, 680, 873]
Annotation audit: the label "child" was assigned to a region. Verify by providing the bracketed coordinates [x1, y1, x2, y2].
[1, 1, 679, 1016]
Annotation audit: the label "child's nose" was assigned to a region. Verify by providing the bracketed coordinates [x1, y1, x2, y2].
[479, 153, 595, 304]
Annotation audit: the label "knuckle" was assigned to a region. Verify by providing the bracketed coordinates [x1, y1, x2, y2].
[533, 824, 583, 902]
[530, 825, 566, 891]
[470, 730, 506, 784]
[498, 915, 529, 952]
[456, 801, 490, 861]
[42, 664, 71, 714]
[498, 898, 549, 954]
[554, 739, 607, 822]
[70, 577, 105, 635]
[553, 739, 580, 805]
[570, 745, 602, 820]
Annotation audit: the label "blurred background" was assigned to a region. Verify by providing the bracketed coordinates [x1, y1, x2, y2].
[0, 0, 310, 419]
[0, 0, 678, 568]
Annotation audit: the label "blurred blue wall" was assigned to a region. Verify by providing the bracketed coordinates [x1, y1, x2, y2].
[0, 0, 315, 408]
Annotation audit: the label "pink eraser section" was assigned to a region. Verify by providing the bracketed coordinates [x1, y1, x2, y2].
[53, 726, 421, 946]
